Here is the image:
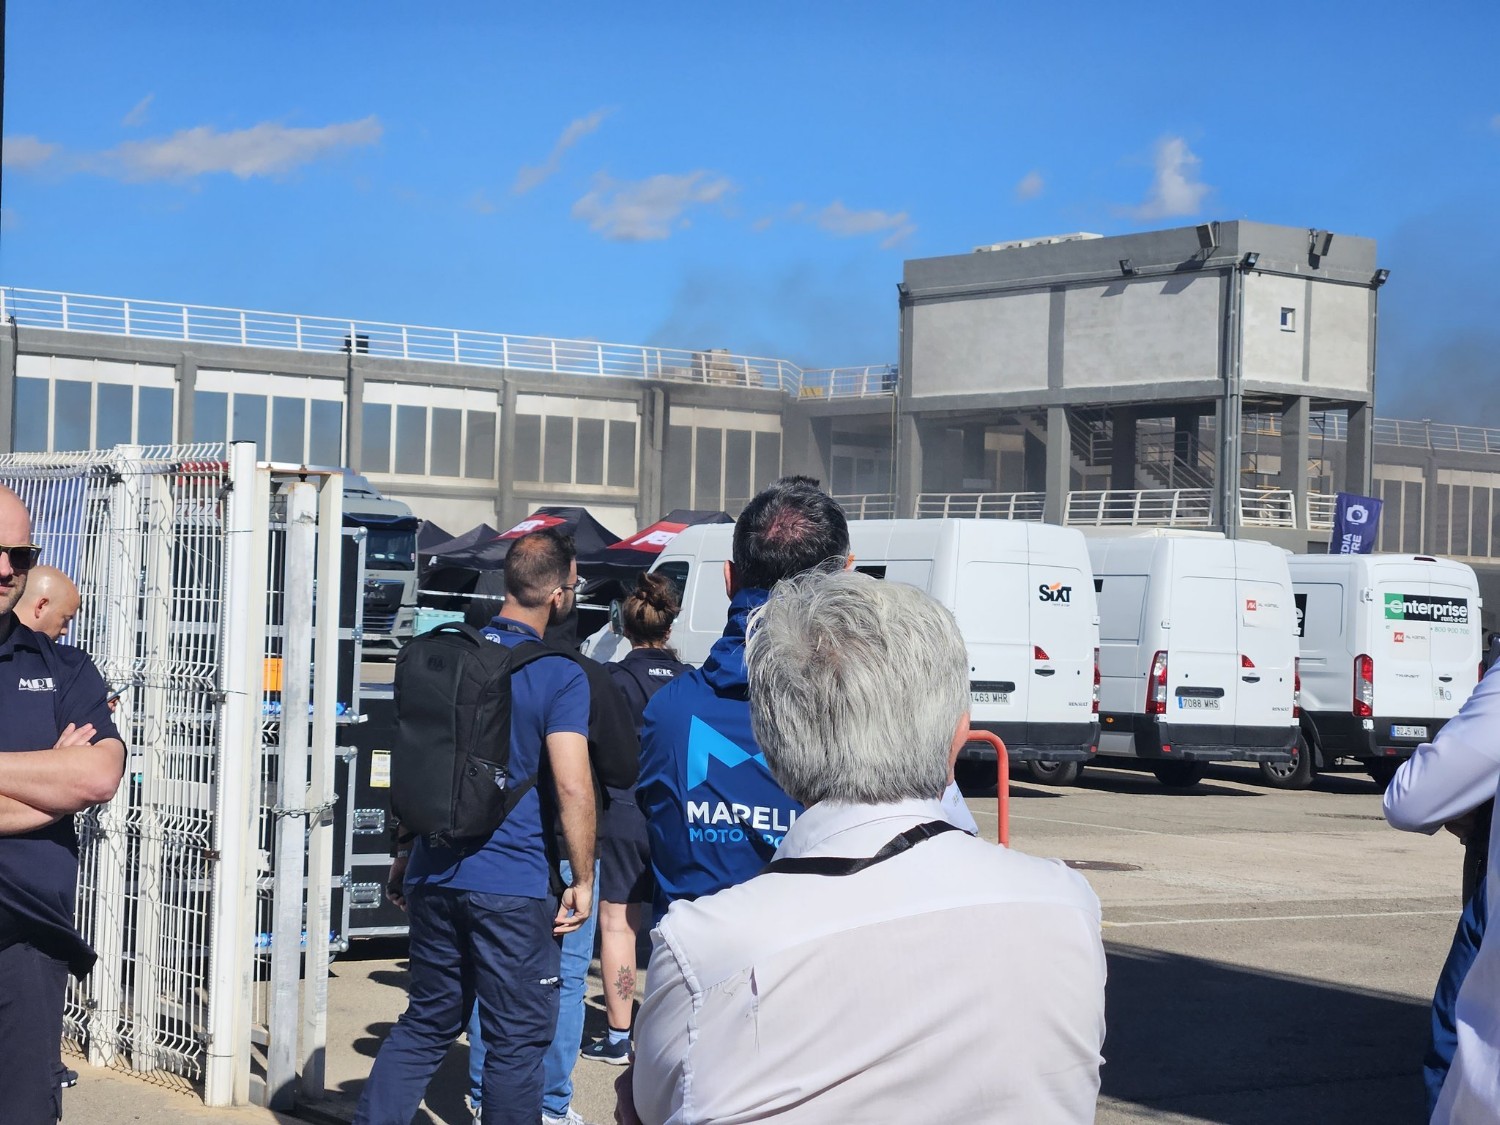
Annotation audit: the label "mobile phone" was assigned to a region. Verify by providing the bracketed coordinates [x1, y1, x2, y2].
[106, 683, 131, 706]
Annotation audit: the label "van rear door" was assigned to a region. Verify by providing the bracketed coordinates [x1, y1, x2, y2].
[1026, 529, 1096, 728]
[1166, 545, 1239, 728]
[957, 559, 1032, 730]
[1424, 573, 1479, 718]
[1371, 563, 1442, 720]
[1234, 545, 1297, 731]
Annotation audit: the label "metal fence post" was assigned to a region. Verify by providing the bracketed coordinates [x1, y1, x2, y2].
[266, 482, 317, 1110]
[300, 473, 344, 1098]
[204, 442, 269, 1107]
[87, 446, 145, 1067]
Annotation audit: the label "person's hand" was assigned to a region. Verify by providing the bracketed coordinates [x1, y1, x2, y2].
[54, 723, 96, 748]
[1444, 808, 1482, 844]
[614, 1065, 641, 1125]
[385, 855, 409, 910]
[554, 880, 594, 935]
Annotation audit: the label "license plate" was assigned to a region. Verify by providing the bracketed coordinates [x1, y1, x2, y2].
[1391, 724, 1428, 740]
[1178, 696, 1220, 711]
[971, 691, 1010, 705]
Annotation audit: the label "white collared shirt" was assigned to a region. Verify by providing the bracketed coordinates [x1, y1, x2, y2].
[632, 798, 1106, 1124]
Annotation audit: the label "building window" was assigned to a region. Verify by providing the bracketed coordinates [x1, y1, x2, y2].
[465, 410, 497, 480]
[96, 383, 134, 449]
[271, 396, 305, 463]
[12, 377, 49, 452]
[430, 408, 462, 477]
[543, 416, 575, 483]
[362, 403, 391, 474]
[54, 380, 92, 450]
[309, 400, 343, 466]
[513, 415, 542, 481]
[232, 394, 267, 450]
[139, 387, 175, 445]
[1280, 307, 1296, 332]
[395, 405, 427, 475]
[608, 420, 636, 487]
[576, 418, 605, 486]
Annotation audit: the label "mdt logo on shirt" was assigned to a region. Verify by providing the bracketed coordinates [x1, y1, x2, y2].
[683, 717, 796, 847]
[19, 676, 56, 692]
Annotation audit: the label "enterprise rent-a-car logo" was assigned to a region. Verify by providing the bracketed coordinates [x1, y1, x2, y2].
[1384, 592, 1470, 624]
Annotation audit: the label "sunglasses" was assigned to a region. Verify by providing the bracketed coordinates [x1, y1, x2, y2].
[0, 544, 42, 573]
[554, 578, 585, 595]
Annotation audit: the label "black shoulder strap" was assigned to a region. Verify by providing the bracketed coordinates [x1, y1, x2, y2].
[763, 820, 960, 877]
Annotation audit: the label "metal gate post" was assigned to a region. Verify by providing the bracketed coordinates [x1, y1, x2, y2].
[300, 472, 344, 1097]
[266, 481, 317, 1110]
[88, 445, 145, 1066]
[204, 442, 268, 1107]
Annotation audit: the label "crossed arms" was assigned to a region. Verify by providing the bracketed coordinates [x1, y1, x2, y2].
[0, 722, 126, 835]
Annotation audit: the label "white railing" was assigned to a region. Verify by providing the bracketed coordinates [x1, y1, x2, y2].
[1239, 487, 1297, 528]
[1248, 409, 1500, 455]
[834, 492, 898, 519]
[0, 287, 802, 394]
[1065, 489, 1214, 527]
[801, 365, 899, 399]
[1306, 492, 1338, 529]
[915, 492, 1047, 520]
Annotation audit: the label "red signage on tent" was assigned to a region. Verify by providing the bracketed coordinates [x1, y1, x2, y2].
[499, 513, 568, 539]
[608, 520, 688, 554]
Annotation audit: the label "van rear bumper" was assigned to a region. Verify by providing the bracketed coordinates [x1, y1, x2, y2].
[1306, 712, 1450, 763]
[1102, 713, 1296, 762]
[963, 720, 1099, 763]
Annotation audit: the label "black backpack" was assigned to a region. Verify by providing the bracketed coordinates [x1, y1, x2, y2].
[390, 622, 568, 849]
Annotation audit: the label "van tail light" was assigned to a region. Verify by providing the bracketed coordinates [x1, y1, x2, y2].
[1147, 650, 1168, 716]
[1353, 654, 1374, 718]
[1241, 654, 1256, 668]
[1034, 645, 1050, 661]
[1293, 657, 1301, 719]
[1092, 647, 1101, 714]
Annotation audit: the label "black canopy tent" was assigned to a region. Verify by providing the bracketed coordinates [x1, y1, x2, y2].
[577, 509, 734, 584]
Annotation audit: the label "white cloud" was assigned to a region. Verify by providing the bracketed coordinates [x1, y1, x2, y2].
[813, 200, 915, 248]
[571, 171, 734, 241]
[1126, 136, 1211, 220]
[1014, 170, 1045, 201]
[2, 135, 61, 170]
[122, 93, 155, 128]
[100, 116, 383, 181]
[514, 107, 612, 195]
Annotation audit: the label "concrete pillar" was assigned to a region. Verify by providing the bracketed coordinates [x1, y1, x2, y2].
[894, 412, 925, 518]
[638, 388, 666, 527]
[344, 353, 364, 472]
[176, 355, 198, 445]
[1345, 401, 1373, 495]
[779, 406, 831, 483]
[0, 323, 16, 454]
[961, 423, 988, 486]
[1279, 396, 1311, 528]
[1110, 406, 1138, 490]
[497, 378, 519, 526]
[1044, 405, 1069, 524]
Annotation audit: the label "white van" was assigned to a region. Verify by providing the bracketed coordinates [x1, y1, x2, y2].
[1086, 530, 1299, 787]
[1287, 553, 1482, 789]
[651, 519, 1101, 777]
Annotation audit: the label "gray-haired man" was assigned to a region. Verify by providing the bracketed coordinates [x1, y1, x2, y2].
[625, 569, 1106, 1123]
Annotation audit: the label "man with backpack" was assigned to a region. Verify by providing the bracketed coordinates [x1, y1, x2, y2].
[357, 529, 596, 1125]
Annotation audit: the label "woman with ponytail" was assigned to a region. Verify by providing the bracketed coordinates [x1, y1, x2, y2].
[579, 570, 690, 1066]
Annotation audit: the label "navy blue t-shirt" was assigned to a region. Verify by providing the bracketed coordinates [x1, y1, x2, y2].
[405, 616, 590, 900]
[0, 616, 123, 974]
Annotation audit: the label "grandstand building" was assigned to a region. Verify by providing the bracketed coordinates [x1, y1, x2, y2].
[3, 220, 1498, 609]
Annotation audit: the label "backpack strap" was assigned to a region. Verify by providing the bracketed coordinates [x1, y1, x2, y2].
[762, 820, 960, 877]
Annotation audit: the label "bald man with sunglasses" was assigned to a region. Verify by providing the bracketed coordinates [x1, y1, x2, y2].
[0, 484, 126, 1124]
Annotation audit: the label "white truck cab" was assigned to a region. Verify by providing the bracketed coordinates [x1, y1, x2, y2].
[650, 519, 1101, 778]
[1288, 553, 1482, 788]
[1086, 529, 1299, 788]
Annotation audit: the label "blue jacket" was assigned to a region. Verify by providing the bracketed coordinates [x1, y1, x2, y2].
[638, 589, 804, 919]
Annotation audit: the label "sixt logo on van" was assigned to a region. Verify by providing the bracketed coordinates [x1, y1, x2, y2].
[1384, 593, 1470, 624]
[1038, 582, 1073, 604]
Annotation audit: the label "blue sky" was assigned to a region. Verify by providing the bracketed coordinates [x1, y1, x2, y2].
[2, 2, 1498, 418]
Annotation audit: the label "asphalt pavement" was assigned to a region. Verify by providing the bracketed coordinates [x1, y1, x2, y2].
[62, 760, 1462, 1125]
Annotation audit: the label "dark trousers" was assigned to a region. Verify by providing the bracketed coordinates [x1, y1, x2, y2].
[0, 940, 69, 1125]
[355, 886, 560, 1125]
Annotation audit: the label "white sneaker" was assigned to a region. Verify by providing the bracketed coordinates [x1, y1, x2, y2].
[541, 1110, 595, 1125]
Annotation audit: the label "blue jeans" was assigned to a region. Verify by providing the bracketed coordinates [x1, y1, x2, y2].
[356, 885, 560, 1125]
[1426, 876, 1488, 1115]
[471, 859, 599, 1118]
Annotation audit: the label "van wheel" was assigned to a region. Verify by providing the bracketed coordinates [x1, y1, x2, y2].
[1367, 760, 1401, 790]
[1025, 760, 1082, 786]
[1259, 734, 1314, 790]
[1152, 762, 1208, 788]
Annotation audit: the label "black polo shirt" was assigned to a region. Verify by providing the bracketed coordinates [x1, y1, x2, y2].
[0, 614, 122, 975]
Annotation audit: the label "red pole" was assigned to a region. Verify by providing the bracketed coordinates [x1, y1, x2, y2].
[965, 731, 1009, 847]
